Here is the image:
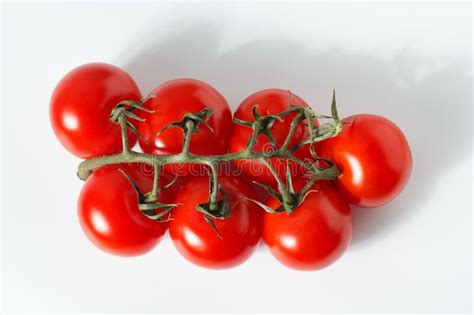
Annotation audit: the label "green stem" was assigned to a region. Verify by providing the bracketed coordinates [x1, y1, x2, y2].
[77, 95, 344, 221]
[150, 161, 161, 199]
[261, 158, 294, 204]
[208, 162, 219, 211]
[245, 121, 261, 152]
[281, 112, 303, 151]
[78, 150, 297, 180]
[77, 111, 342, 183]
[182, 120, 194, 154]
[119, 114, 130, 155]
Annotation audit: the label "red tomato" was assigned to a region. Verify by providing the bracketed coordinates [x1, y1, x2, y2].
[138, 79, 232, 173]
[318, 114, 412, 207]
[50, 63, 141, 158]
[263, 180, 352, 271]
[228, 89, 316, 185]
[77, 164, 171, 256]
[169, 175, 261, 269]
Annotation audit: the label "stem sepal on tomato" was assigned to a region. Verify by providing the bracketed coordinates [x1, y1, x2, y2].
[239, 161, 318, 215]
[118, 168, 177, 222]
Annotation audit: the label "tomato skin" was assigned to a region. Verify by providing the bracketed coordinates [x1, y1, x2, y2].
[229, 89, 316, 185]
[138, 79, 232, 156]
[263, 180, 352, 271]
[50, 63, 141, 158]
[318, 114, 412, 208]
[77, 164, 169, 256]
[169, 175, 261, 269]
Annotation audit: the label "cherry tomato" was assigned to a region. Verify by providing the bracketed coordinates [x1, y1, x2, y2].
[318, 114, 412, 207]
[77, 164, 171, 256]
[50, 63, 141, 158]
[228, 89, 316, 185]
[169, 175, 261, 269]
[138, 79, 232, 173]
[263, 180, 352, 271]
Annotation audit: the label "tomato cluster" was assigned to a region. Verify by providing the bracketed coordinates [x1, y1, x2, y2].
[50, 63, 412, 271]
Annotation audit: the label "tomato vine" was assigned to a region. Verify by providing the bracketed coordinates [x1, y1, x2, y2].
[77, 90, 343, 233]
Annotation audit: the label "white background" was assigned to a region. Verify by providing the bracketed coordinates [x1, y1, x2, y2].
[1, 2, 472, 313]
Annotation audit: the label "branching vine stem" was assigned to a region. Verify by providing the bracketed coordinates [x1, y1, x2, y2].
[281, 112, 303, 151]
[150, 162, 161, 200]
[119, 113, 131, 154]
[182, 120, 194, 155]
[77, 91, 344, 227]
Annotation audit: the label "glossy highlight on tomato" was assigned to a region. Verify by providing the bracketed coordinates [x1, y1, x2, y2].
[229, 89, 316, 185]
[77, 164, 170, 256]
[318, 114, 412, 208]
[50, 63, 141, 158]
[263, 180, 352, 271]
[169, 175, 261, 269]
